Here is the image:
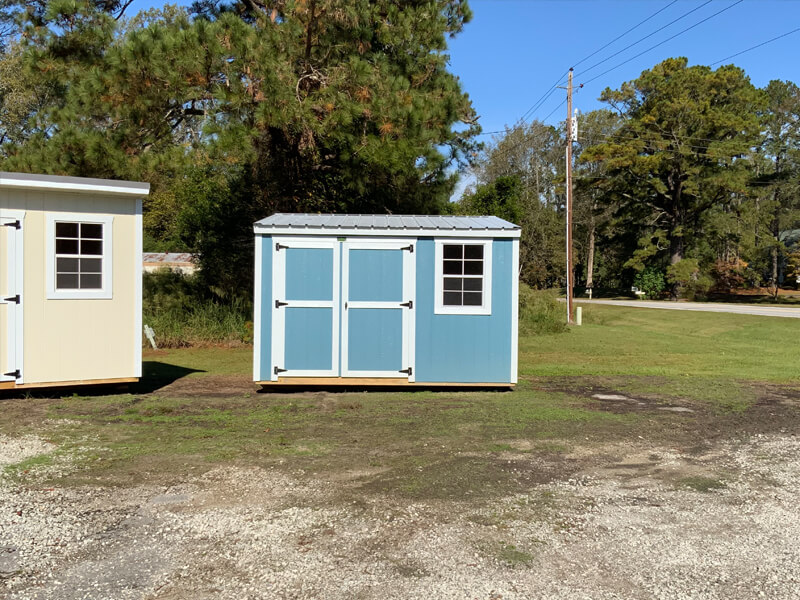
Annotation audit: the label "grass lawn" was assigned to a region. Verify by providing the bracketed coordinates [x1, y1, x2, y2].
[2, 305, 798, 500]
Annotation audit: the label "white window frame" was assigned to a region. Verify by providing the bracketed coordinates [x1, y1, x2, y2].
[434, 238, 492, 315]
[46, 213, 113, 300]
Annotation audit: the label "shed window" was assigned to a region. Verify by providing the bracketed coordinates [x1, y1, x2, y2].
[46, 214, 113, 300]
[55, 222, 104, 290]
[435, 240, 492, 315]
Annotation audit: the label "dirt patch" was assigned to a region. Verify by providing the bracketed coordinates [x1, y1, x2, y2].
[154, 375, 259, 398]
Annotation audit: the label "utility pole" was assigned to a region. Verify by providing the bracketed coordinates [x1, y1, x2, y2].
[565, 68, 574, 325]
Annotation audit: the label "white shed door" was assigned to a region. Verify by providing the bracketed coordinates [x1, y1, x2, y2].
[0, 210, 23, 384]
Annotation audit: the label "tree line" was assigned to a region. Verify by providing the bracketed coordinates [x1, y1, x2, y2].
[2, 3, 798, 301]
[455, 57, 800, 299]
[0, 0, 479, 297]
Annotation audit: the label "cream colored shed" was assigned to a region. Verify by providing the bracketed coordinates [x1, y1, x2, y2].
[0, 172, 148, 390]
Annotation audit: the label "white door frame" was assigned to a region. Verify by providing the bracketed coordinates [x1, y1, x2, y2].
[0, 209, 24, 384]
[341, 239, 416, 380]
[270, 236, 340, 380]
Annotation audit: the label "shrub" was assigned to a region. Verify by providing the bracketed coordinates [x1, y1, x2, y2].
[785, 250, 800, 290]
[519, 284, 568, 335]
[667, 259, 713, 300]
[143, 270, 251, 347]
[633, 267, 666, 299]
[711, 259, 747, 292]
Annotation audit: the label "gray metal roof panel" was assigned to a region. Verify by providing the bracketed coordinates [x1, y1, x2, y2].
[254, 213, 520, 231]
[0, 171, 150, 195]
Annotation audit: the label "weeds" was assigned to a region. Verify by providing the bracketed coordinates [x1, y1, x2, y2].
[143, 269, 251, 347]
[519, 285, 568, 335]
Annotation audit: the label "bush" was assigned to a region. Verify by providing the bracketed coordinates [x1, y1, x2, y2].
[711, 259, 747, 292]
[143, 270, 251, 347]
[519, 284, 568, 335]
[666, 259, 713, 300]
[633, 267, 666, 299]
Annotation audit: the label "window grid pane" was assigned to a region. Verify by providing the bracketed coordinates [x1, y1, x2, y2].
[441, 243, 485, 307]
[55, 221, 104, 290]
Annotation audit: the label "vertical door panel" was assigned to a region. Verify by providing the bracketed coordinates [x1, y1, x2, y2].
[0, 211, 23, 384]
[347, 308, 402, 372]
[271, 239, 339, 379]
[284, 307, 334, 371]
[342, 240, 415, 379]
[348, 249, 403, 302]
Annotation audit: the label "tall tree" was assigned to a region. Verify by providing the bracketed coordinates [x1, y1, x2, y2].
[573, 109, 622, 291]
[2, 0, 479, 296]
[584, 58, 764, 294]
[754, 79, 800, 295]
[466, 121, 565, 288]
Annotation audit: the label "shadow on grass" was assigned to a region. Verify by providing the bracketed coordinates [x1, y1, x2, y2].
[0, 361, 205, 399]
[131, 361, 206, 394]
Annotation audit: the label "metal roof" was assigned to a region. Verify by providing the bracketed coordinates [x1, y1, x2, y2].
[254, 213, 520, 238]
[0, 171, 149, 196]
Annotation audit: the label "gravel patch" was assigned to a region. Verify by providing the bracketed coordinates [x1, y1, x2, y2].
[2, 434, 799, 599]
[0, 435, 55, 468]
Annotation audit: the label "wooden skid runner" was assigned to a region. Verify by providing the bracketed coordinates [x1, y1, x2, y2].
[0, 377, 138, 391]
[258, 377, 513, 388]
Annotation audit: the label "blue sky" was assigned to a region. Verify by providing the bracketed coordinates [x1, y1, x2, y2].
[126, 0, 800, 194]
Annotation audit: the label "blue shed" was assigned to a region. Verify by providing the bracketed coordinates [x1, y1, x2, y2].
[253, 214, 521, 387]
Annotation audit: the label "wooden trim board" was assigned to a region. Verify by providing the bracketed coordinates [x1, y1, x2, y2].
[258, 377, 513, 388]
[1, 377, 138, 391]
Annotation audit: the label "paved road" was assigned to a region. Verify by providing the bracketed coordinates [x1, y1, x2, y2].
[574, 298, 800, 319]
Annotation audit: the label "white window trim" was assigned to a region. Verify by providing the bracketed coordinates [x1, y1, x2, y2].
[46, 213, 113, 300]
[434, 238, 492, 315]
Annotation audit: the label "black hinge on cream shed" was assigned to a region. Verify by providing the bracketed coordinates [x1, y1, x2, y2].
[4, 370, 20, 379]
[4, 295, 19, 304]
[2, 220, 20, 230]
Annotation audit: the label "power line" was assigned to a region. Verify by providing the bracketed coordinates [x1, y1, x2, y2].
[709, 26, 800, 66]
[542, 98, 568, 124]
[572, 0, 679, 70]
[518, 70, 569, 123]
[581, 0, 744, 86]
[518, 1, 681, 126]
[578, 0, 712, 78]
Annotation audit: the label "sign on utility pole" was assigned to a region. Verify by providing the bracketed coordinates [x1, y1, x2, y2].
[565, 68, 575, 325]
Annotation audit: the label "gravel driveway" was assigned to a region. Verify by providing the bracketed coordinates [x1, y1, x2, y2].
[2, 431, 799, 600]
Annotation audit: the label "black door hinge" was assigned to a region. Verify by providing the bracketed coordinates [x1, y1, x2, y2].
[275, 242, 288, 251]
[4, 295, 19, 304]
[275, 300, 288, 308]
[400, 300, 413, 309]
[399, 367, 412, 376]
[274, 366, 287, 375]
[4, 369, 20, 379]
[402, 244, 414, 252]
[2, 220, 20, 230]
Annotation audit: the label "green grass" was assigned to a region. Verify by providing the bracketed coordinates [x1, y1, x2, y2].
[2, 305, 798, 500]
[676, 476, 728, 493]
[143, 347, 252, 377]
[522, 305, 800, 382]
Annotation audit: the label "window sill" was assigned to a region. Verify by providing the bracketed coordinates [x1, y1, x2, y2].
[46, 290, 113, 300]
[434, 306, 492, 316]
